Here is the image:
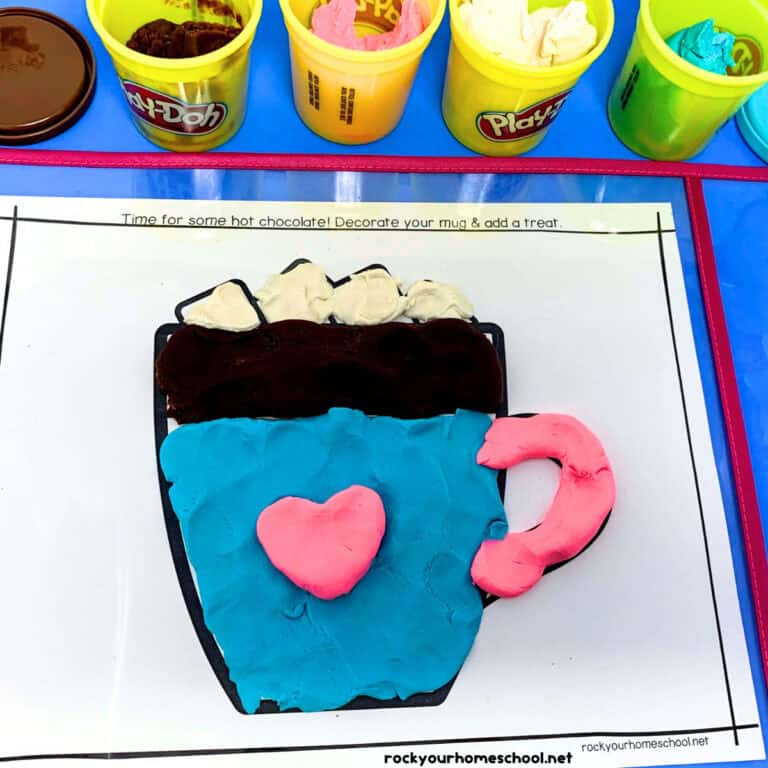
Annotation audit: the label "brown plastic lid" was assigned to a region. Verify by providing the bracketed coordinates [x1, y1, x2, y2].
[0, 8, 96, 145]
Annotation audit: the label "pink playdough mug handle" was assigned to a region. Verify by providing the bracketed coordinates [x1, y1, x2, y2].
[471, 414, 616, 598]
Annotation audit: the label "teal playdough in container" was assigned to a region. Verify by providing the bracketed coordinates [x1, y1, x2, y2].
[667, 19, 735, 75]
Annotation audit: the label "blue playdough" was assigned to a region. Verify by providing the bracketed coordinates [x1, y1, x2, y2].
[160, 408, 507, 712]
[667, 19, 736, 76]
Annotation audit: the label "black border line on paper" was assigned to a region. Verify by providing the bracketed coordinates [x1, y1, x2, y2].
[0, 206, 18, 369]
[0, 213, 675, 237]
[0, 207, 753, 761]
[0, 725, 760, 763]
[655, 211, 739, 746]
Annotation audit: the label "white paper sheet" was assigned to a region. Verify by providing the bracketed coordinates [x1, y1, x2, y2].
[0, 197, 761, 767]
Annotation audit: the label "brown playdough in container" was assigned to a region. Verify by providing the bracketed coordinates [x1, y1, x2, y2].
[127, 19, 241, 58]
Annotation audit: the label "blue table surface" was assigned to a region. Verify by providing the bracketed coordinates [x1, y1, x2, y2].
[2, 0, 768, 765]
[5, 0, 767, 164]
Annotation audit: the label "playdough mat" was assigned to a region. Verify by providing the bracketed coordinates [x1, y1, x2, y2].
[0, 195, 763, 767]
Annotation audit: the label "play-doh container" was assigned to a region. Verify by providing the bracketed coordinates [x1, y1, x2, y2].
[278, 0, 445, 144]
[441, 0, 614, 156]
[608, 0, 768, 161]
[87, 0, 261, 151]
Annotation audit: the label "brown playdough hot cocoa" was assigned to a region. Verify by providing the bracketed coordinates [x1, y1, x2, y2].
[127, 19, 241, 58]
[157, 319, 504, 422]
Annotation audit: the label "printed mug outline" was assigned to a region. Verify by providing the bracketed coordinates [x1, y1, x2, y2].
[154, 263, 612, 714]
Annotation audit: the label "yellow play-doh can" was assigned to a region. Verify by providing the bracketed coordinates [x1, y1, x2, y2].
[279, 0, 446, 144]
[442, 0, 614, 156]
[87, 0, 262, 151]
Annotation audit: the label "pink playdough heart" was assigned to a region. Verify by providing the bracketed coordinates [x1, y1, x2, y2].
[256, 485, 386, 600]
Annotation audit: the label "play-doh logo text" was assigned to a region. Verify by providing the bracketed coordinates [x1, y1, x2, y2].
[121, 82, 227, 135]
[476, 91, 571, 142]
[728, 36, 763, 76]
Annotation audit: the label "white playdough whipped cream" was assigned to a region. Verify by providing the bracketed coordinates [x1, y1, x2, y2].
[183, 282, 261, 332]
[458, 0, 597, 66]
[404, 280, 474, 321]
[332, 268, 406, 325]
[190, 265, 479, 328]
[254, 262, 334, 323]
